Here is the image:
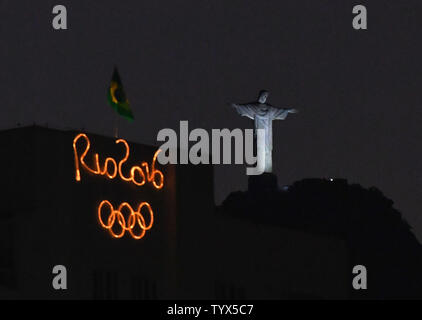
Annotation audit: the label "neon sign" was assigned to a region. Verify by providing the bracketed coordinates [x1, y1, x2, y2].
[73, 133, 164, 189]
[98, 200, 153, 240]
[73, 133, 164, 240]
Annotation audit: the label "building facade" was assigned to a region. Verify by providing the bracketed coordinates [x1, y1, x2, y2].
[0, 126, 350, 299]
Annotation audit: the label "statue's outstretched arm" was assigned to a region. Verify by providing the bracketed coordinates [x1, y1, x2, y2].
[231, 103, 256, 120]
[272, 107, 298, 120]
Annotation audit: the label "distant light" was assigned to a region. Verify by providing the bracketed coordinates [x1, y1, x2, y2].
[329, 178, 334, 182]
[282, 185, 290, 191]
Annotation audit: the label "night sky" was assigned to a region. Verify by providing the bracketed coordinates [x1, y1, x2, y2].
[2, 1, 422, 240]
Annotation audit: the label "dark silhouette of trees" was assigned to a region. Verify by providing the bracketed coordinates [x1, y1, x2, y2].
[218, 175, 422, 299]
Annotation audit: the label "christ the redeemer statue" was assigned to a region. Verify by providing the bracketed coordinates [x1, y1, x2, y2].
[232, 90, 297, 173]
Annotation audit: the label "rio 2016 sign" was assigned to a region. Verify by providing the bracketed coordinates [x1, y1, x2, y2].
[73, 133, 164, 240]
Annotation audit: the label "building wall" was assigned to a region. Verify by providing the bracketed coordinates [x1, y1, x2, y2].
[0, 127, 213, 299]
[0, 126, 348, 299]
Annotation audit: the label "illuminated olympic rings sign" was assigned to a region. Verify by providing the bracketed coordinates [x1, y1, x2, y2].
[73, 133, 164, 240]
[98, 200, 153, 240]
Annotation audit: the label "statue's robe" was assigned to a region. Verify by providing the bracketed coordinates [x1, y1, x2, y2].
[234, 104, 290, 173]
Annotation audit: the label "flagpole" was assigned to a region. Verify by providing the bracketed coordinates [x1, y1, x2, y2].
[114, 114, 119, 138]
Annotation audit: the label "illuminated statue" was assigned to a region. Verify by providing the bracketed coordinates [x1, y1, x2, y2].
[232, 90, 297, 173]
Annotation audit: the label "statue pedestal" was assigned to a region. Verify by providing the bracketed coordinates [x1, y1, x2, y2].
[248, 173, 278, 193]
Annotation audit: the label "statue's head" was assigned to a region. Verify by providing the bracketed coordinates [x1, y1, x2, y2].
[258, 90, 269, 104]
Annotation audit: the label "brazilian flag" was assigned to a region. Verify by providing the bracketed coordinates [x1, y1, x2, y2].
[107, 67, 134, 121]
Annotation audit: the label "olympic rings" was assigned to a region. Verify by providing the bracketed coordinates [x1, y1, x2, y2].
[97, 200, 154, 240]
